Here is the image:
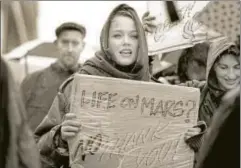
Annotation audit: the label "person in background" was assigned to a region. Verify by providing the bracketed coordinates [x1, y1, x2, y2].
[142, 12, 209, 84]
[143, 9, 240, 162]
[197, 38, 240, 128]
[0, 58, 40, 168]
[196, 86, 240, 168]
[21, 22, 86, 131]
[177, 42, 209, 83]
[182, 38, 240, 168]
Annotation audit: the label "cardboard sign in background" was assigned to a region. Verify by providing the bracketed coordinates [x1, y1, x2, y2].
[69, 74, 200, 168]
[147, 1, 224, 55]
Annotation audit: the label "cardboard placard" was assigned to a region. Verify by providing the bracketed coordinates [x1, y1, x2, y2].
[147, 1, 223, 55]
[68, 74, 200, 168]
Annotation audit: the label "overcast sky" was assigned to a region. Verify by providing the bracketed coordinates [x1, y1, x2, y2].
[38, 1, 148, 48]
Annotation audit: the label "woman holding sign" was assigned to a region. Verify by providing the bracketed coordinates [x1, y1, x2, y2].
[183, 38, 240, 166]
[34, 4, 150, 168]
[198, 38, 240, 127]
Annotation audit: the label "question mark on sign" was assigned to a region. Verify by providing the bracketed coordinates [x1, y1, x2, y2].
[185, 100, 196, 123]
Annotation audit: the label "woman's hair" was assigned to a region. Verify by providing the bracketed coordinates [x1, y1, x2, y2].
[113, 9, 134, 20]
[177, 49, 190, 82]
[214, 45, 240, 64]
[0, 58, 10, 168]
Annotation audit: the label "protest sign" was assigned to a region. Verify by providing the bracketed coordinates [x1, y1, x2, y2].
[69, 74, 200, 168]
[194, 1, 240, 43]
[147, 1, 224, 55]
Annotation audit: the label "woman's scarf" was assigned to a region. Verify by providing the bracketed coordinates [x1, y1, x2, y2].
[81, 4, 150, 81]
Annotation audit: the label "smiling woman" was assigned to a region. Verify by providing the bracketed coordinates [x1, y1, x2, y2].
[213, 47, 240, 91]
[199, 38, 240, 127]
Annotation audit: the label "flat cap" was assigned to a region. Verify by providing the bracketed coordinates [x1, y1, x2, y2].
[55, 22, 86, 38]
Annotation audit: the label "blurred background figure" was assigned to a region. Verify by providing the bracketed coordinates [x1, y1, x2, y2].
[20, 22, 86, 131]
[150, 42, 210, 85]
[1, 1, 38, 53]
[0, 57, 40, 168]
[177, 42, 209, 83]
[196, 86, 240, 168]
[198, 38, 240, 127]
[142, 7, 210, 85]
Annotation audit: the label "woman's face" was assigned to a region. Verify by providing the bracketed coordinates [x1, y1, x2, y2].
[214, 54, 240, 91]
[108, 15, 138, 66]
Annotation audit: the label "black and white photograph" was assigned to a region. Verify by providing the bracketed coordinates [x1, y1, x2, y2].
[1, 1, 240, 168]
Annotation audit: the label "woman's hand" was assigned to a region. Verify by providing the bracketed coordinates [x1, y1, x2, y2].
[61, 113, 81, 142]
[184, 127, 201, 141]
[142, 11, 157, 33]
[221, 85, 240, 107]
[179, 80, 206, 88]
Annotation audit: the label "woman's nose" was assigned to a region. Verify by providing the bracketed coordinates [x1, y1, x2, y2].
[123, 36, 131, 45]
[226, 68, 237, 80]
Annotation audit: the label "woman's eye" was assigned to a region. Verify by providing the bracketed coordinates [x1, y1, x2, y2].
[113, 34, 122, 38]
[217, 64, 228, 70]
[234, 65, 240, 69]
[131, 34, 138, 39]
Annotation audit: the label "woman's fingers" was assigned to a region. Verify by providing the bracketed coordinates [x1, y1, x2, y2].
[142, 11, 156, 21]
[145, 21, 157, 28]
[143, 24, 153, 33]
[145, 16, 156, 21]
[62, 126, 80, 133]
[65, 113, 77, 120]
[142, 11, 150, 21]
[184, 127, 201, 140]
[62, 132, 77, 139]
[188, 127, 201, 133]
[63, 120, 81, 127]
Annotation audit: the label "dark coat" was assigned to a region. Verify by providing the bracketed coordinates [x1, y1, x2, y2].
[1, 58, 41, 168]
[196, 90, 240, 168]
[21, 62, 80, 131]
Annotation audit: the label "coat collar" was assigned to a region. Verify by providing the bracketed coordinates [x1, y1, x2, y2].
[50, 61, 81, 74]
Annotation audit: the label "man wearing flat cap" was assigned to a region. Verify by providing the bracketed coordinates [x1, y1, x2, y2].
[21, 22, 86, 131]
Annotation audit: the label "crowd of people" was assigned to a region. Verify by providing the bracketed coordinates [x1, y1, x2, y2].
[1, 3, 240, 168]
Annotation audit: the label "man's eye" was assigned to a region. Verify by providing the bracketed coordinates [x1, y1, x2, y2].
[72, 41, 79, 46]
[131, 34, 138, 39]
[61, 40, 69, 45]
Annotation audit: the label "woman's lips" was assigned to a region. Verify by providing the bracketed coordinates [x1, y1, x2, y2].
[120, 49, 132, 57]
[225, 79, 238, 85]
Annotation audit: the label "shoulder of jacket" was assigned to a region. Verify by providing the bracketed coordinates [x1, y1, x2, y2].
[58, 75, 75, 93]
[22, 69, 43, 84]
[199, 84, 209, 104]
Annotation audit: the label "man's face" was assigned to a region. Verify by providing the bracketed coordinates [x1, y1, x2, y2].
[56, 30, 85, 69]
[187, 59, 206, 81]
